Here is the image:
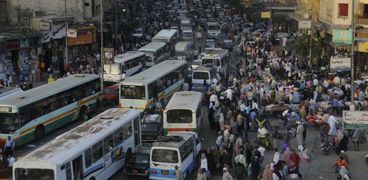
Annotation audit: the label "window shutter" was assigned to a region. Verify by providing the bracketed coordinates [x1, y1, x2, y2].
[339, 3, 349, 17]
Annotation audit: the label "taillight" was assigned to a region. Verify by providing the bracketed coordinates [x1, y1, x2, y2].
[150, 170, 157, 174]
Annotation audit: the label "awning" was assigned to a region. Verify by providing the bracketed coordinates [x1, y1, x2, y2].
[42, 24, 66, 43]
[288, 13, 309, 22]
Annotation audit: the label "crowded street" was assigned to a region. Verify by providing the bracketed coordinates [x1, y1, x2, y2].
[1, 0, 368, 180]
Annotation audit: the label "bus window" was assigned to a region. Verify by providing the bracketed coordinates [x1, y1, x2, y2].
[152, 149, 179, 163]
[14, 168, 55, 180]
[216, 59, 221, 66]
[103, 134, 114, 154]
[202, 59, 213, 66]
[120, 85, 145, 99]
[65, 162, 72, 180]
[113, 127, 124, 145]
[167, 109, 192, 123]
[0, 113, 17, 133]
[84, 148, 92, 168]
[123, 122, 132, 140]
[92, 142, 103, 163]
[193, 72, 209, 80]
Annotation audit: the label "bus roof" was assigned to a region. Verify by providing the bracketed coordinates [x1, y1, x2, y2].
[114, 51, 145, 63]
[152, 133, 192, 149]
[138, 42, 167, 52]
[152, 29, 177, 43]
[165, 91, 202, 110]
[0, 74, 99, 108]
[202, 48, 228, 58]
[16, 108, 140, 165]
[175, 41, 191, 52]
[192, 66, 214, 72]
[122, 60, 187, 85]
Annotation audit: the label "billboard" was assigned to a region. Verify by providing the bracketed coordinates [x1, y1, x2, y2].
[343, 111, 368, 129]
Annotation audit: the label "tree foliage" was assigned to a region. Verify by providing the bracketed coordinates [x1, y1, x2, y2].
[293, 33, 323, 65]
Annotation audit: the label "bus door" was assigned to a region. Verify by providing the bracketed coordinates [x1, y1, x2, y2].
[72, 155, 83, 180]
[134, 117, 141, 147]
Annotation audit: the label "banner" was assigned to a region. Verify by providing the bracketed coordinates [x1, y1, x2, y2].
[332, 28, 352, 45]
[298, 20, 311, 29]
[343, 111, 368, 129]
[330, 57, 350, 69]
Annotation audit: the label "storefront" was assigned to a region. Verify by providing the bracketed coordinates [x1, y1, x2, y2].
[67, 24, 97, 71]
[355, 29, 368, 77]
[0, 32, 42, 83]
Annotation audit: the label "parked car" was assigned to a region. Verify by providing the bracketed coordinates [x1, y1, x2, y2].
[124, 152, 150, 177]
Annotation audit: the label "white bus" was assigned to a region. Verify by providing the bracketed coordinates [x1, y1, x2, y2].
[201, 48, 229, 78]
[152, 29, 178, 54]
[138, 42, 170, 67]
[120, 60, 187, 111]
[163, 91, 203, 135]
[13, 108, 141, 180]
[0, 74, 101, 148]
[150, 132, 200, 180]
[103, 51, 145, 82]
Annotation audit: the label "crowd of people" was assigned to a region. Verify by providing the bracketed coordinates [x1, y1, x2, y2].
[181, 7, 368, 180]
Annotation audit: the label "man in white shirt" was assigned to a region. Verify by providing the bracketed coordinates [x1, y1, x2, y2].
[209, 92, 219, 108]
[225, 88, 233, 101]
[313, 77, 319, 87]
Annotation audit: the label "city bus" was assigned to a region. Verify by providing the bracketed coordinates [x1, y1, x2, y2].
[201, 48, 229, 78]
[120, 60, 187, 111]
[152, 29, 178, 54]
[13, 108, 141, 180]
[163, 91, 203, 135]
[138, 42, 170, 67]
[103, 51, 145, 83]
[149, 132, 200, 180]
[0, 74, 101, 148]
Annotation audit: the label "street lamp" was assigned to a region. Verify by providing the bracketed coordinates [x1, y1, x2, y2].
[100, 0, 104, 93]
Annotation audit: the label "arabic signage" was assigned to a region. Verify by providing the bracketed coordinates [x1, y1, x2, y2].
[332, 28, 352, 45]
[330, 57, 351, 70]
[67, 29, 78, 38]
[39, 21, 51, 31]
[343, 111, 368, 129]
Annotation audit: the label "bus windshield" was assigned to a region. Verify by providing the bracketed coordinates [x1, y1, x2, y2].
[15, 168, 55, 180]
[208, 25, 220, 31]
[167, 109, 192, 123]
[0, 113, 17, 133]
[193, 72, 209, 80]
[152, 149, 179, 163]
[202, 59, 214, 66]
[120, 85, 145, 99]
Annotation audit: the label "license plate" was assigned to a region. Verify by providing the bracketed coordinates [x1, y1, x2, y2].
[162, 170, 169, 175]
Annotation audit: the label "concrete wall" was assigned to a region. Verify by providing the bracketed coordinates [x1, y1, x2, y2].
[332, 0, 352, 25]
[8, 0, 85, 25]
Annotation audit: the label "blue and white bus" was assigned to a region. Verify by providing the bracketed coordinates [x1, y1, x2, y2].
[138, 42, 170, 67]
[150, 132, 201, 179]
[13, 108, 141, 180]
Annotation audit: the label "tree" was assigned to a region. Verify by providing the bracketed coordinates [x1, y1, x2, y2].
[292, 33, 323, 65]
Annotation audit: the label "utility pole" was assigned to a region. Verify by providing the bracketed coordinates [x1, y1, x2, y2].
[100, 0, 104, 92]
[65, 0, 68, 73]
[351, 0, 355, 103]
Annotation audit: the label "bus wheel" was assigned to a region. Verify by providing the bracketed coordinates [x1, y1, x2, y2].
[35, 125, 45, 140]
[79, 106, 87, 121]
[89, 177, 96, 180]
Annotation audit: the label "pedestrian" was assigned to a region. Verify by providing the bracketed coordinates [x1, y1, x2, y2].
[197, 168, 206, 180]
[175, 165, 183, 180]
[251, 155, 261, 180]
[222, 167, 233, 180]
[289, 149, 302, 178]
[296, 121, 304, 146]
[200, 153, 209, 175]
[4, 136, 15, 156]
[262, 163, 273, 180]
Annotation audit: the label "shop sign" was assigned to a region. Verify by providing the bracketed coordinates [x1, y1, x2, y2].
[332, 28, 352, 45]
[67, 28, 78, 38]
[343, 111, 368, 129]
[68, 33, 93, 46]
[330, 57, 351, 70]
[40, 21, 51, 31]
[298, 20, 311, 29]
[357, 41, 368, 53]
[261, 11, 271, 19]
